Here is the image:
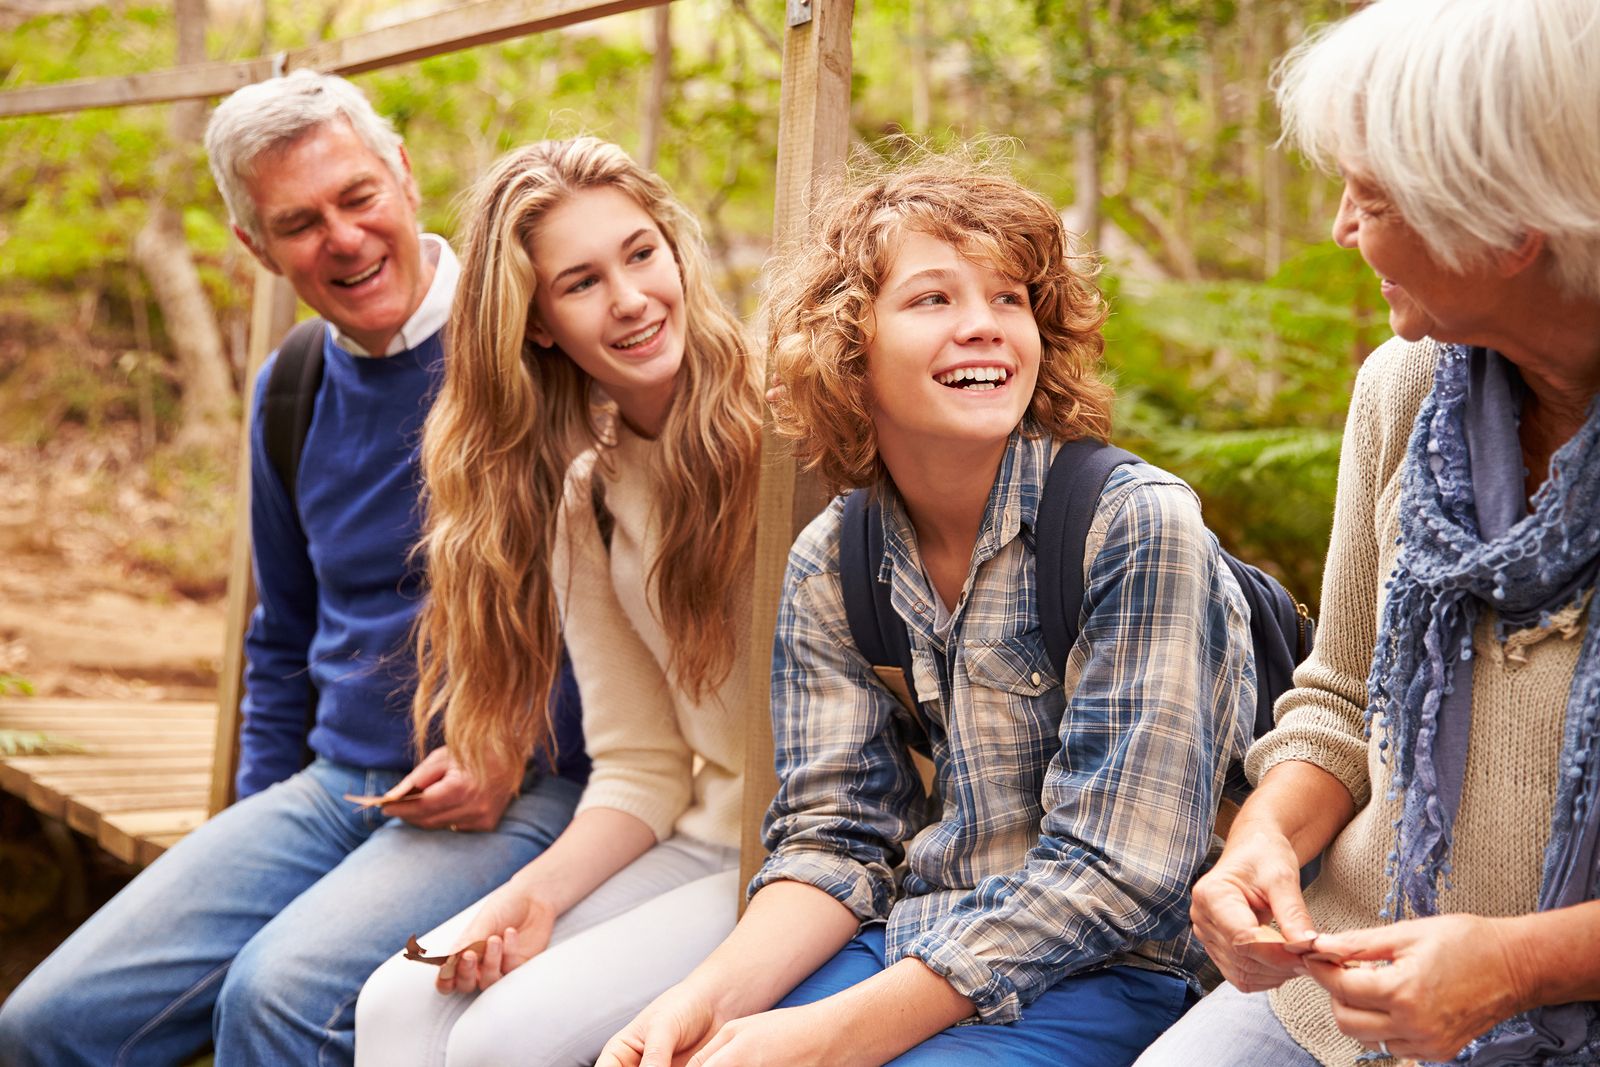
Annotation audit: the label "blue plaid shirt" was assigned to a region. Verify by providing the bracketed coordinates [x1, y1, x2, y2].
[752, 428, 1254, 1023]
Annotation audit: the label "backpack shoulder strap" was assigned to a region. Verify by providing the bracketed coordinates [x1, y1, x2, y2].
[839, 489, 920, 715]
[1035, 437, 1141, 677]
[262, 318, 327, 511]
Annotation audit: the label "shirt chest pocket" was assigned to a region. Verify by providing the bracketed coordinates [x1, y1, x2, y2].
[959, 630, 1064, 793]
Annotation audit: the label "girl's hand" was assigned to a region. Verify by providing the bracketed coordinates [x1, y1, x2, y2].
[435, 883, 557, 993]
[1189, 828, 1319, 992]
[1308, 913, 1535, 1063]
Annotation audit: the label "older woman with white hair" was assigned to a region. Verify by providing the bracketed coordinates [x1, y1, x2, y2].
[1136, 1, 1600, 1065]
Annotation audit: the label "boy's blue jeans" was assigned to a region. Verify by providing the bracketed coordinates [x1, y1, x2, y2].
[0, 758, 579, 1067]
[776, 926, 1194, 1067]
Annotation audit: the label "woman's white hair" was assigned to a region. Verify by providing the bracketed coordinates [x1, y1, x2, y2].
[1276, 0, 1600, 302]
[204, 70, 406, 246]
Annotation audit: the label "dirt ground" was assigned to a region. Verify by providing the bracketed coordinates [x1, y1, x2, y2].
[0, 429, 226, 700]
[0, 426, 227, 999]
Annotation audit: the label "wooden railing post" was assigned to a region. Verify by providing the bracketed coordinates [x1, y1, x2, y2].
[210, 265, 297, 815]
[737, 0, 856, 901]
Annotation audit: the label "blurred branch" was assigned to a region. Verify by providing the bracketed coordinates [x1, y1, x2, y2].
[728, 0, 780, 58]
[0, 0, 110, 17]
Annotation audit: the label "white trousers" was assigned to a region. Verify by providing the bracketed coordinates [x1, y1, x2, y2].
[354, 835, 739, 1067]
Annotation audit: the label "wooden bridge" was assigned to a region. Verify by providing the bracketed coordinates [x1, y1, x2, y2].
[0, 698, 214, 866]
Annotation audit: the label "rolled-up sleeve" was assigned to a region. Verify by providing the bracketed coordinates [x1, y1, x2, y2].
[904, 481, 1253, 1021]
[750, 553, 929, 923]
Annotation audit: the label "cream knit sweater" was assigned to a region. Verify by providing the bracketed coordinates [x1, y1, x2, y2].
[1247, 338, 1587, 1066]
[552, 425, 749, 850]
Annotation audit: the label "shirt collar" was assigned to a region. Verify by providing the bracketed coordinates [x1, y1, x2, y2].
[332, 233, 460, 358]
[880, 421, 1051, 577]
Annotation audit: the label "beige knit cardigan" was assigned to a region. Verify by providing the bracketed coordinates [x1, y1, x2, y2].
[1247, 337, 1587, 1065]
[553, 426, 749, 851]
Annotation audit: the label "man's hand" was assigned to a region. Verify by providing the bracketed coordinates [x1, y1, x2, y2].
[1189, 827, 1318, 992]
[381, 746, 516, 832]
[1307, 913, 1534, 1063]
[434, 881, 558, 993]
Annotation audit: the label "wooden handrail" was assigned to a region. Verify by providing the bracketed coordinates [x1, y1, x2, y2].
[0, 0, 671, 119]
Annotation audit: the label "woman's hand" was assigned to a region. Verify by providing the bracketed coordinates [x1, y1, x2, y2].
[596, 980, 726, 1067]
[1307, 913, 1535, 1062]
[435, 882, 557, 994]
[1189, 827, 1319, 992]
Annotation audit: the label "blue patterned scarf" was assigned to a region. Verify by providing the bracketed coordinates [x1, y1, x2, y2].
[1367, 344, 1600, 1065]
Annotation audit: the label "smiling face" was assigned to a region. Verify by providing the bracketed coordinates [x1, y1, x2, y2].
[1332, 161, 1510, 346]
[527, 185, 687, 437]
[239, 119, 429, 356]
[865, 228, 1042, 466]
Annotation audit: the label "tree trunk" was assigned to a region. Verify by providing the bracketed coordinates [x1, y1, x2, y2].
[639, 5, 671, 168]
[137, 0, 233, 449]
[135, 206, 235, 443]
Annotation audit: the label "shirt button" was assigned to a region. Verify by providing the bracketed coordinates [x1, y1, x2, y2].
[913, 602, 926, 614]
[1030, 671, 1042, 685]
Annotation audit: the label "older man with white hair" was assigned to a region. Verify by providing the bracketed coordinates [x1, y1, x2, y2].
[0, 71, 587, 1067]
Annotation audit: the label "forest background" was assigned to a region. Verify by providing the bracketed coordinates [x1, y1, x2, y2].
[0, 0, 1381, 985]
[0, 0, 1391, 750]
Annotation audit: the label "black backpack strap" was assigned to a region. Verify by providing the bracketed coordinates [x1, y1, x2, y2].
[262, 318, 327, 516]
[1034, 437, 1141, 676]
[839, 489, 920, 716]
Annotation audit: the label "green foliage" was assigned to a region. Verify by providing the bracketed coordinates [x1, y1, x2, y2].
[0, 674, 35, 698]
[0, 674, 84, 758]
[0, 0, 1383, 610]
[1104, 248, 1378, 605]
[0, 731, 84, 757]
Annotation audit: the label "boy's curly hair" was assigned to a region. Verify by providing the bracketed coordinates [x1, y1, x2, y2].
[766, 152, 1114, 492]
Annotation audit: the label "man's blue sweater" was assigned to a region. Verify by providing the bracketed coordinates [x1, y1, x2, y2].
[240, 327, 588, 797]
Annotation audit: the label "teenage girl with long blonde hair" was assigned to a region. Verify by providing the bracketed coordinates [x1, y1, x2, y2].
[354, 136, 762, 1066]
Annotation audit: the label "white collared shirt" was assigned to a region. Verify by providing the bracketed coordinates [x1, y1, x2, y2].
[332, 233, 460, 357]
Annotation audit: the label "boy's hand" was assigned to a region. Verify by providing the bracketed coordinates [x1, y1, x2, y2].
[597, 980, 725, 1067]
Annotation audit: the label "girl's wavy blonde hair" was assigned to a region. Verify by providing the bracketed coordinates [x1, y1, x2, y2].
[414, 137, 761, 785]
[767, 157, 1113, 492]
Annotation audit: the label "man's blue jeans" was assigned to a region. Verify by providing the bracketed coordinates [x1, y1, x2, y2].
[0, 758, 579, 1067]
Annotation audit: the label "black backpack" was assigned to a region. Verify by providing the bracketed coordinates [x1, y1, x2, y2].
[839, 436, 1314, 742]
[260, 317, 328, 517]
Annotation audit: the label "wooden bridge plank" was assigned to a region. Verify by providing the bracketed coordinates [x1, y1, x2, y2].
[0, 699, 218, 866]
